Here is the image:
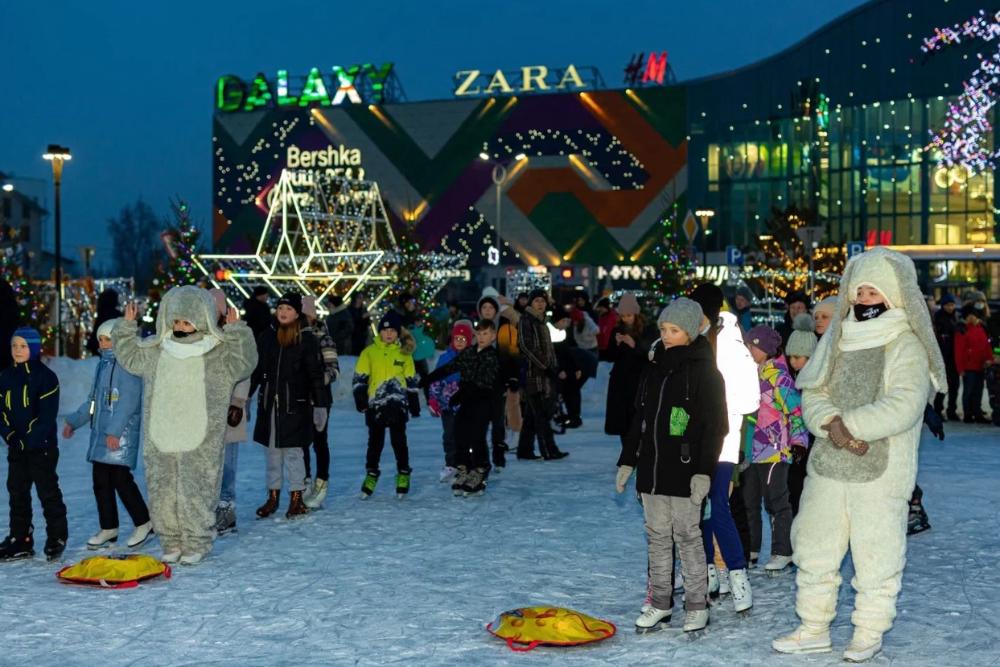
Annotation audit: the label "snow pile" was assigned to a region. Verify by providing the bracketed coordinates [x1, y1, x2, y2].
[0, 359, 995, 665]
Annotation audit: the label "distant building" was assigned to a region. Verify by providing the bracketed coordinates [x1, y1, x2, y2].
[1, 171, 76, 279]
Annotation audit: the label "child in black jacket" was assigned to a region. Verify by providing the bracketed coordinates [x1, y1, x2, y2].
[616, 298, 727, 634]
[423, 319, 499, 496]
[0, 328, 68, 561]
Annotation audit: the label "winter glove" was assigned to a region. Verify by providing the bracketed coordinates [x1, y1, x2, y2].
[428, 398, 442, 418]
[354, 391, 368, 413]
[615, 465, 634, 494]
[689, 474, 711, 506]
[822, 416, 869, 456]
[408, 392, 421, 418]
[312, 407, 328, 431]
[791, 446, 807, 465]
[923, 404, 945, 441]
[227, 405, 243, 428]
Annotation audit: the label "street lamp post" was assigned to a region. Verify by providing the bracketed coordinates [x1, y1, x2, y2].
[43, 144, 71, 356]
[695, 209, 715, 269]
[479, 152, 525, 266]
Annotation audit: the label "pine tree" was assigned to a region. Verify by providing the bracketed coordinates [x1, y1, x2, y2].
[646, 202, 696, 304]
[146, 199, 202, 324]
[388, 223, 429, 308]
[748, 205, 844, 300]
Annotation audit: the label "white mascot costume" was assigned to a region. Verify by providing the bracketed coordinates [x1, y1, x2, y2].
[113, 286, 257, 564]
[773, 248, 945, 661]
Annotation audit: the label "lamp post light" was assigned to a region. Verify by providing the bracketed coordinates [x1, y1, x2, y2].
[43, 144, 71, 357]
[480, 152, 526, 267]
[695, 209, 715, 269]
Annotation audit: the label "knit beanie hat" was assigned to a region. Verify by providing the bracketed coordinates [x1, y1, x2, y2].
[96, 318, 119, 341]
[301, 295, 317, 318]
[209, 288, 228, 317]
[657, 297, 704, 342]
[11, 327, 42, 361]
[378, 309, 403, 332]
[939, 293, 957, 306]
[689, 283, 724, 325]
[528, 288, 549, 305]
[812, 295, 837, 318]
[481, 286, 500, 299]
[735, 286, 754, 303]
[785, 314, 817, 358]
[451, 320, 473, 346]
[478, 295, 499, 315]
[276, 291, 303, 315]
[617, 292, 640, 316]
[786, 290, 811, 309]
[744, 325, 782, 357]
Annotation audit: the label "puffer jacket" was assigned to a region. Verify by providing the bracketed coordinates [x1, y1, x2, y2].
[749, 354, 808, 463]
[618, 337, 727, 497]
[424, 345, 499, 401]
[65, 350, 144, 468]
[954, 321, 992, 374]
[352, 337, 420, 425]
[0, 359, 60, 450]
[715, 312, 761, 463]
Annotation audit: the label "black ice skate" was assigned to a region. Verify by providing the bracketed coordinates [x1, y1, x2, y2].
[0, 533, 35, 562]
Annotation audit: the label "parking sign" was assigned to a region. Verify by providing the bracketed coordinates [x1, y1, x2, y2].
[726, 246, 744, 266]
[847, 241, 865, 259]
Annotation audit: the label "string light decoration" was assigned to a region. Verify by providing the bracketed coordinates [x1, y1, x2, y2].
[439, 208, 519, 266]
[747, 206, 845, 300]
[644, 199, 695, 304]
[145, 199, 204, 324]
[0, 234, 50, 342]
[196, 169, 465, 315]
[922, 9, 1000, 174]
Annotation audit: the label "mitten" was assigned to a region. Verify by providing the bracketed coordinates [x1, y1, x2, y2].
[821, 416, 855, 449]
[689, 474, 711, 506]
[312, 407, 328, 431]
[227, 405, 243, 428]
[615, 465, 634, 494]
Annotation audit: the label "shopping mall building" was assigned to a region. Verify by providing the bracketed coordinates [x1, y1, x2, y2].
[212, 0, 998, 295]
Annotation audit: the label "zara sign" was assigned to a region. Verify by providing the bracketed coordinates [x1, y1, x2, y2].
[453, 64, 597, 98]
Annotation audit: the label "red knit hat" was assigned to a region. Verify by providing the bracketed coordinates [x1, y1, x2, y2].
[451, 321, 473, 346]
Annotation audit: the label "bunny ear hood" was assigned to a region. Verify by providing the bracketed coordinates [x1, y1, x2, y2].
[140, 285, 225, 348]
[796, 247, 946, 392]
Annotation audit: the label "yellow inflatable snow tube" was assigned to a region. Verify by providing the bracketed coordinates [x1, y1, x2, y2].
[57, 554, 171, 588]
[486, 606, 616, 651]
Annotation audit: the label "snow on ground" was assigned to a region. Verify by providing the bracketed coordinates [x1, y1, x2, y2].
[1, 358, 998, 666]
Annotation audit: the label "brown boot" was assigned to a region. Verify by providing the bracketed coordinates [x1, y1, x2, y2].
[256, 489, 280, 518]
[285, 490, 309, 519]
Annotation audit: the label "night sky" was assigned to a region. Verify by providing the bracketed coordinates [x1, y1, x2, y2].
[0, 0, 867, 268]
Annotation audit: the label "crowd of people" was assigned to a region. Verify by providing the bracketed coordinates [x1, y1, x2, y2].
[0, 248, 995, 661]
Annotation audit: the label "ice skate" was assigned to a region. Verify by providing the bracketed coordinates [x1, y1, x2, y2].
[127, 522, 154, 549]
[707, 563, 720, 598]
[729, 568, 753, 613]
[843, 630, 882, 662]
[491, 444, 507, 470]
[0, 534, 35, 562]
[256, 489, 280, 518]
[452, 466, 469, 497]
[285, 490, 309, 518]
[462, 468, 486, 497]
[640, 576, 654, 613]
[907, 501, 930, 535]
[215, 502, 237, 535]
[749, 551, 759, 568]
[87, 528, 119, 550]
[763, 554, 793, 574]
[395, 469, 412, 499]
[438, 466, 456, 483]
[682, 608, 709, 632]
[772, 625, 832, 654]
[304, 479, 328, 509]
[718, 567, 731, 596]
[634, 606, 672, 633]
[360, 470, 380, 499]
[44, 536, 67, 562]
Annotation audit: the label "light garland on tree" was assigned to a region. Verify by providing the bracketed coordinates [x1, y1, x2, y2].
[644, 199, 695, 304]
[146, 199, 204, 324]
[922, 9, 1000, 174]
[0, 235, 51, 343]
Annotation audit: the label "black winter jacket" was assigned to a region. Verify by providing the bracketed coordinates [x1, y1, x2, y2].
[618, 337, 727, 497]
[424, 345, 500, 401]
[243, 298, 273, 339]
[0, 360, 60, 450]
[604, 322, 657, 436]
[251, 325, 330, 448]
[933, 307, 959, 367]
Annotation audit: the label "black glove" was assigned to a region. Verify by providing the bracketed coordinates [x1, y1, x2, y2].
[227, 405, 243, 428]
[791, 446, 807, 465]
[450, 389, 465, 408]
[408, 392, 421, 418]
[923, 404, 945, 441]
[354, 390, 369, 413]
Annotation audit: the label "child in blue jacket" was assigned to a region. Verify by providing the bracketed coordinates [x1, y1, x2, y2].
[0, 327, 67, 561]
[64, 319, 153, 550]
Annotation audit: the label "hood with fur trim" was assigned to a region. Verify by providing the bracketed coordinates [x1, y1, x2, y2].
[796, 247, 946, 392]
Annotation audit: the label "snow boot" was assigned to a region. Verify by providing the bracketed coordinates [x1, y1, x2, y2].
[395, 469, 412, 499]
[707, 563, 720, 598]
[215, 502, 237, 535]
[634, 606, 672, 633]
[764, 554, 793, 573]
[360, 470, 380, 499]
[682, 608, 709, 632]
[127, 522, 155, 548]
[718, 567, 731, 596]
[729, 568, 753, 613]
[0, 532, 34, 561]
[87, 528, 119, 550]
[772, 625, 832, 654]
[452, 466, 469, 497]
[44, 536, 67, 562]
[256, 489, 280, 518]
[304, 479, 328, 509]
[286, 490, 309, 518]
[843, 629, 883, 662]
[462, 468, 487, 497]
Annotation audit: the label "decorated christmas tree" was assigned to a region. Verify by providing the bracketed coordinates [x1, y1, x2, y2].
[145, 199, 202, 324]
[0, 226, 49, 342]
[646, 201, 696, 304]
[748, 205, 844, 300]
[388, 222, 431, 309]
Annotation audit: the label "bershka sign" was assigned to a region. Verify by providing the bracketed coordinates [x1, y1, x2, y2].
[453, 64, 597, 97]
[216, 64, 395, 112]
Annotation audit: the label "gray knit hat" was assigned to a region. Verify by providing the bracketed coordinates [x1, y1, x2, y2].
[657, 297, 704, 342]
[785, 313, 817, 357]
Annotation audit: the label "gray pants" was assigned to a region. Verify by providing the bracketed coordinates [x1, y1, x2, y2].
[642, 493, 708, 611]
[266, 445, 306, 492]
[742, 461, 792, 556]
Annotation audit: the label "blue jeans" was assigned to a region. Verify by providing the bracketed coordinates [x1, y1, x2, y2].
[702, 462, 748, 570]
[963, 371, 985, 418]
[220, 442, 239, 504]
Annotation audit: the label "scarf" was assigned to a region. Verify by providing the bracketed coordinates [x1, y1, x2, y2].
[161, 335, 219, 359]
[838, 307, 910, 352]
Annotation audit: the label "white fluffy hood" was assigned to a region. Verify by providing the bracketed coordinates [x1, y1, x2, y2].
[139, 285, 225, 349]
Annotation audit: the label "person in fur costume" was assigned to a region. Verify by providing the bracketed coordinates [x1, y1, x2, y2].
[112, 286, 257, 565]
[772, 248, 946, 662]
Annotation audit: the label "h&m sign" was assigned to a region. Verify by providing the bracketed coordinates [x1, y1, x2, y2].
[453, 64, 601, 98]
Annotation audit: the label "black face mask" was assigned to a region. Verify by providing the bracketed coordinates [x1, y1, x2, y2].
[853, 302, 888, 321]
[172, 329, 193, 338]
